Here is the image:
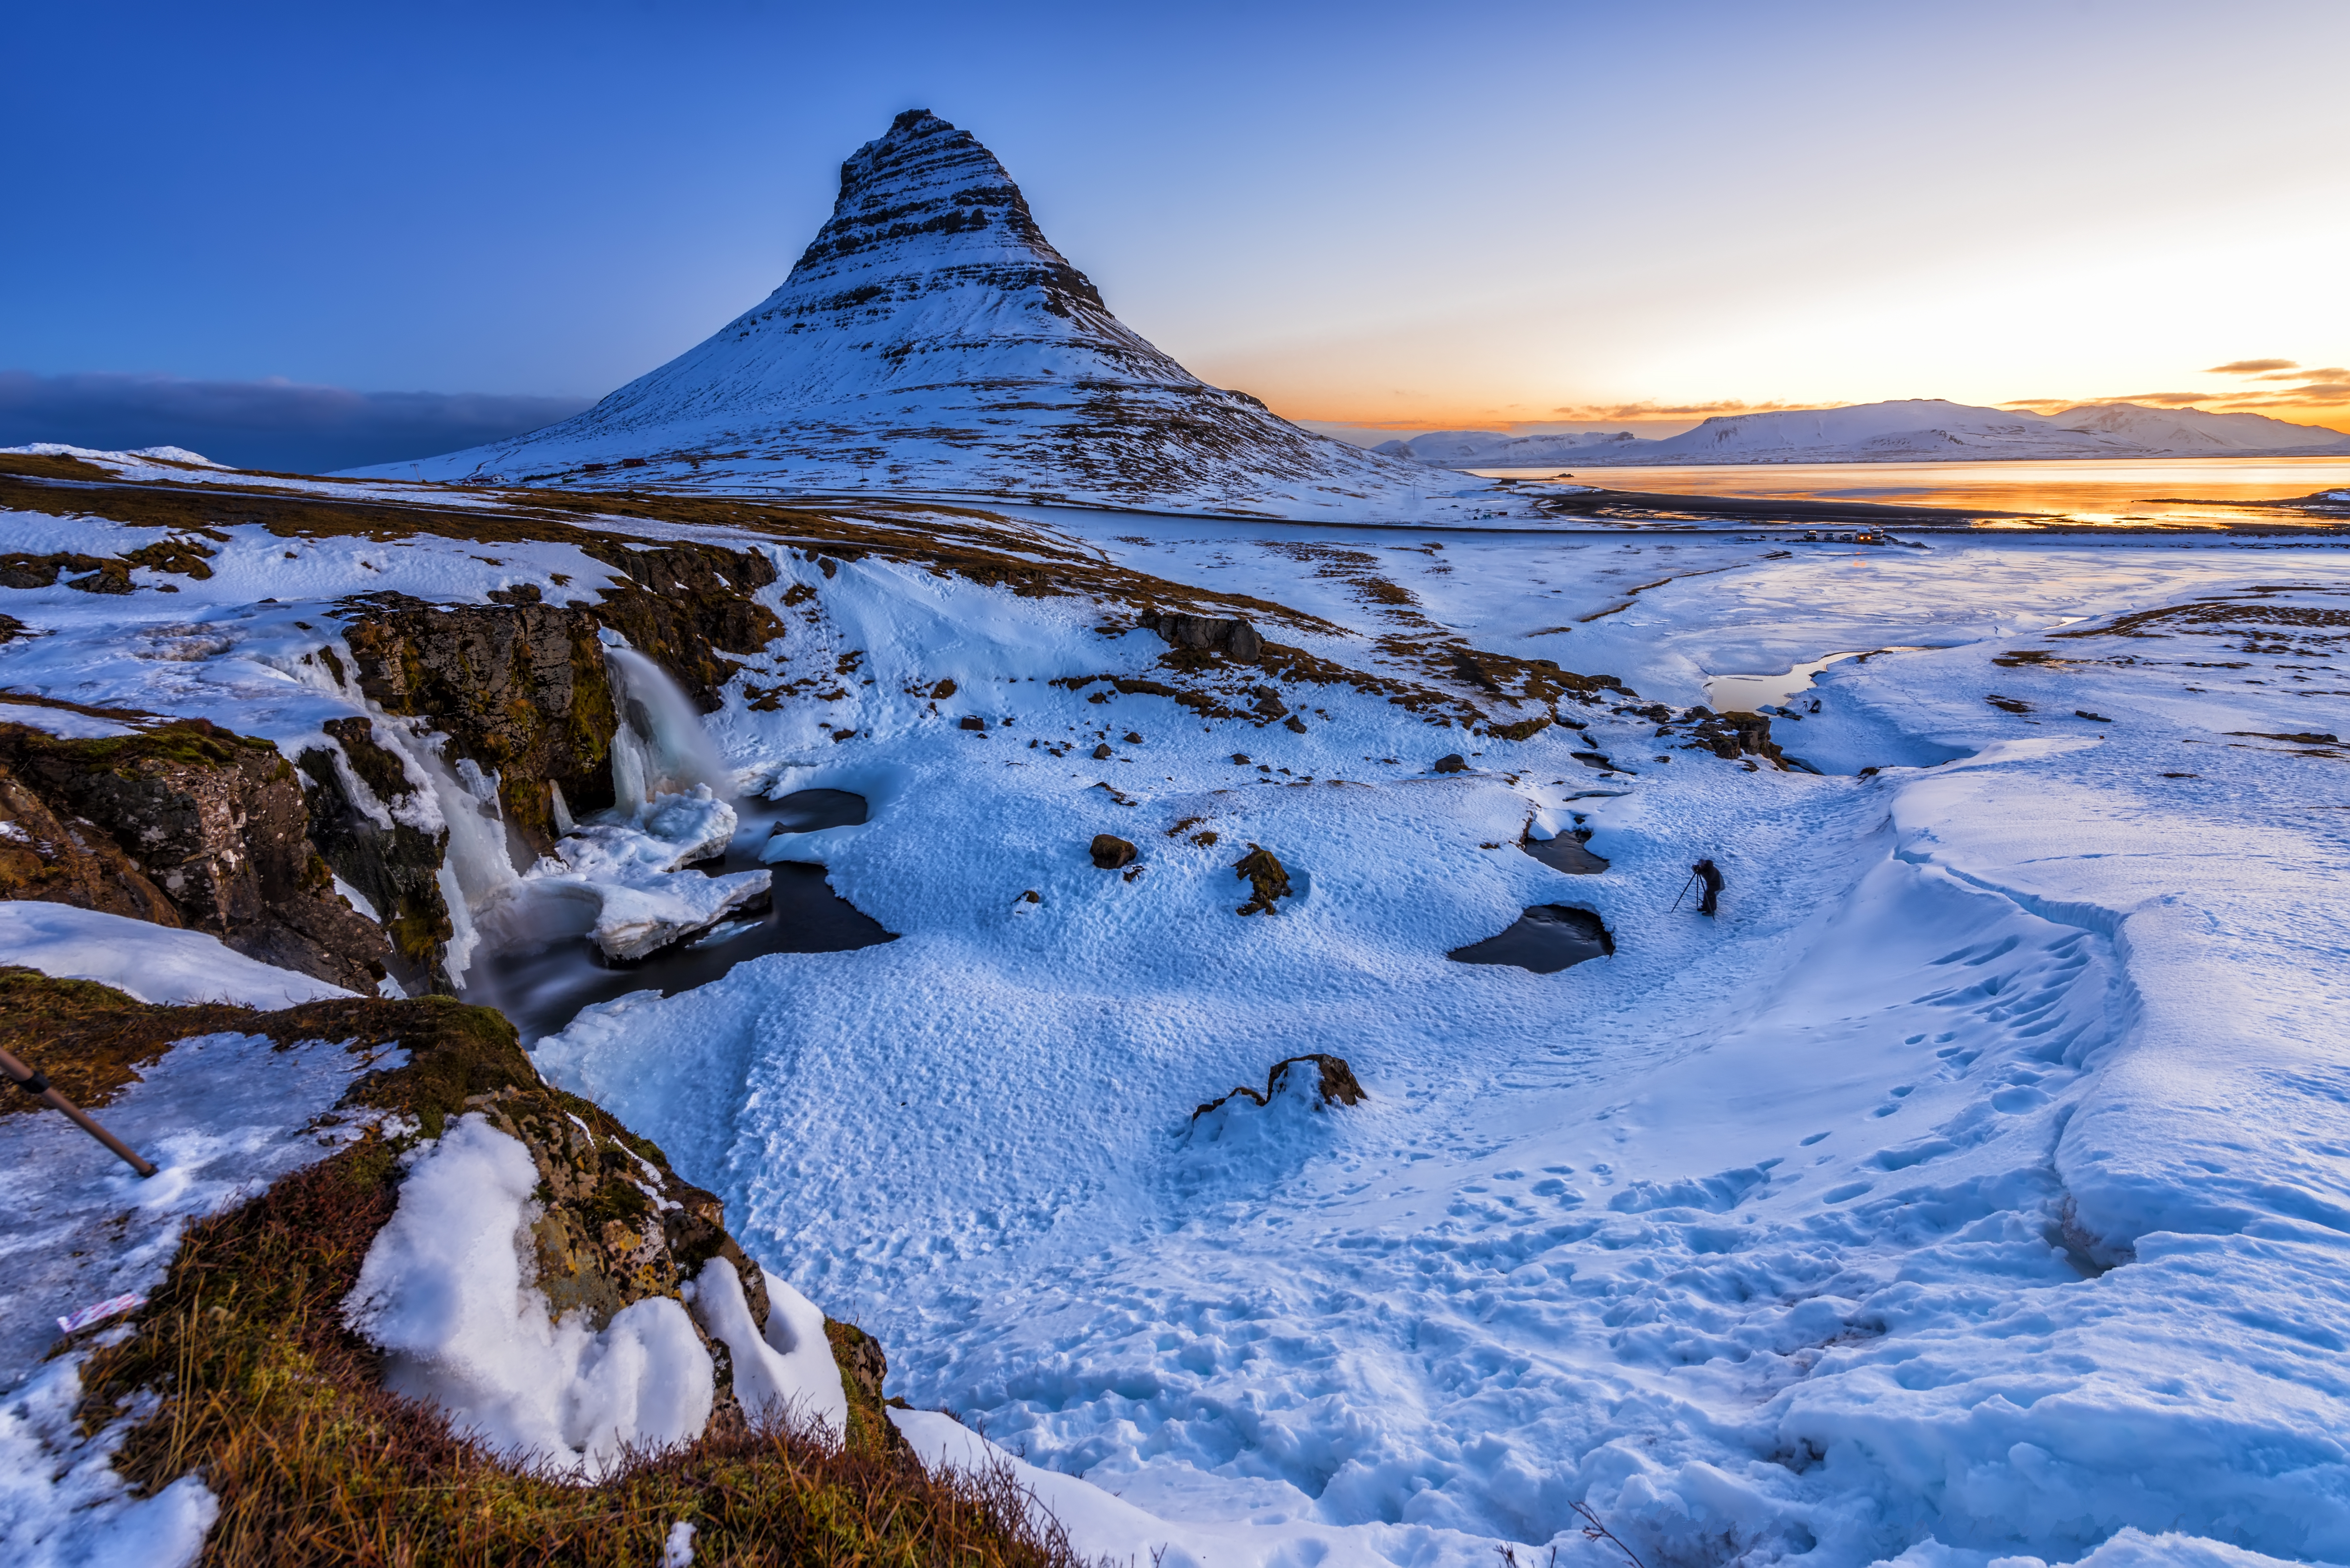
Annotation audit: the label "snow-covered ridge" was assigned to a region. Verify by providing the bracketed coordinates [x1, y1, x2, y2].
[354, 112, 1451, 521]
[1380, 399, 2350, 468]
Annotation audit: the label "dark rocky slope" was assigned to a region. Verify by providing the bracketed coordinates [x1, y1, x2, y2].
[0, 720, 392, 992]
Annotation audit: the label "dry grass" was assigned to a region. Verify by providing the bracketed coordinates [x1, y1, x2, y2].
[16, 975, 1084, 1565]
[80, 1137, 1084, 1567]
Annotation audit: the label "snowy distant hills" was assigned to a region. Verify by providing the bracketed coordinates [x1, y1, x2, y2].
[1371, 429, 1647, 466]
[1379, 399, 2350, 469]
[367, 111, 1431, 519]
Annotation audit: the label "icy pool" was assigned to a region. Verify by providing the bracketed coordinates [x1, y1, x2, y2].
[1703, 651, 1863, 712]
[1520, 830, 1609, 875]
[474, 790, 894, 1043]
[1447, 904, 1614, 972]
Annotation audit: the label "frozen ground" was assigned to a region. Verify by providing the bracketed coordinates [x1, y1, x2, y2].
[2, 1016, 407, 1567]
[538, 524, 2350, 1566]
[4, 459, 2346, 1564]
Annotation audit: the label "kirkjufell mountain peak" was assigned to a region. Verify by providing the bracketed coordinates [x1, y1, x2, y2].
[378, 109, 1430, 517]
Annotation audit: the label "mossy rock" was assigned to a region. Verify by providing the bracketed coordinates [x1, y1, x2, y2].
[34, 975, 982, 1562]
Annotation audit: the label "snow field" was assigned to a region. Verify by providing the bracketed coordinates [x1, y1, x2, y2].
[540, 532, 2350, 1564]
[7, 471, 2348, 1564]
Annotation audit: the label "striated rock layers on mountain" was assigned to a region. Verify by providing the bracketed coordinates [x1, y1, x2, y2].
[383, 111, 1432, 519]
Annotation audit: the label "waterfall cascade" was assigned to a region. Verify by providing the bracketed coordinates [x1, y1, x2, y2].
[606, 648, 731, 817]
[420, 744, 522, 983]
[324, 645, 755, 992]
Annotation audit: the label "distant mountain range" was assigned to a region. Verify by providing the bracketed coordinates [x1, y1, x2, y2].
[365, 111, 1432, 519]
[1374, 399, 2350, 468]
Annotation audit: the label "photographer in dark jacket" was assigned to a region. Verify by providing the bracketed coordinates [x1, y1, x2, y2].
[1692, 858, 1725, 917]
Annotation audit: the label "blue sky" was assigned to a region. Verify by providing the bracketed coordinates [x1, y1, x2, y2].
[6, 0, 2346, 468]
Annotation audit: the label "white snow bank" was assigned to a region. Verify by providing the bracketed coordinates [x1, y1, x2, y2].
[1, 1361, 217, 1568]
[0, 703, 146, 741]
[686, 1258, 847, 1438]
[343, 1115, 714, 1476]
[1888, 1527, 2316, 1568]
[0, 903, 353, 1007]
[892, 1408, 1503, 1568]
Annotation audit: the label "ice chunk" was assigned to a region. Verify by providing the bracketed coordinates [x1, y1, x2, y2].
[501, 792, 766, 961]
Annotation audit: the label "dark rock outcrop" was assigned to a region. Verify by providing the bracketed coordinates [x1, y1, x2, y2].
[1432, 753, 1467, 773]
[0, 762, 182, 924]
[576, 542, 786, 712]
[0, 720, 391, 992]
[1193, 1053, 1367, 1120]
[340, 600, 621, 858]
[296, 717, 456, 993]
[1142, 612, 1262, 663]
[1682, 708, 1788, 767]
[1089, 834, 1136, 869]
[0, 552, 133, 594]
[1233, 843, 1292, 915]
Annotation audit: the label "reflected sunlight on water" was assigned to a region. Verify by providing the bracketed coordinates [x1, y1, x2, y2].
[1472, 456, 2350, 528]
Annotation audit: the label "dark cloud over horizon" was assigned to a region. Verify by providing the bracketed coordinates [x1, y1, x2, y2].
[0, 371, 595, 475]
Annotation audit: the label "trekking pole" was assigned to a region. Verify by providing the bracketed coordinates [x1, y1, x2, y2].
[0, 1046, 157, 1177]
[1669, 870, 1697, 913]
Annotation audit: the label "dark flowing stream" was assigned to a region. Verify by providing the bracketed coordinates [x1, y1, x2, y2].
[475, 789, 895, 1044]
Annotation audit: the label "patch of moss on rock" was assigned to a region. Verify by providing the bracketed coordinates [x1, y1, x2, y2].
[339, 598, 622, 858]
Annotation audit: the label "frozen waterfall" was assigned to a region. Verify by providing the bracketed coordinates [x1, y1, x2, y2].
[607, 647, 731, 815]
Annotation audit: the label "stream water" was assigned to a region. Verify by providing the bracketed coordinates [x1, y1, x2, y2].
[473, 788, 895, 1044]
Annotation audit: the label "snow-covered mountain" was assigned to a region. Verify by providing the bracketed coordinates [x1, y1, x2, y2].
[366, 111, 1435, 519]
[1384, 399, 2350, 468]
[1370, 429, 1643, 467]
[2042, 401, 2350, 454]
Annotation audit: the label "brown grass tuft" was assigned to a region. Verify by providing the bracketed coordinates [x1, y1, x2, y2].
[79, 1136, 1089, 1567]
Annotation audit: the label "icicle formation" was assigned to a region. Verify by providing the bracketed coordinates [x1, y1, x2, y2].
[606, 648, 731, 817]
[419, 746, 520, 983]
